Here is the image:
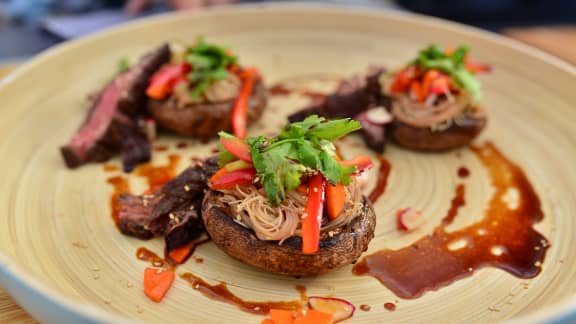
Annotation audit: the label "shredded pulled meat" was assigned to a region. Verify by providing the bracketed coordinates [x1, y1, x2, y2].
[217, 180, 363, 244]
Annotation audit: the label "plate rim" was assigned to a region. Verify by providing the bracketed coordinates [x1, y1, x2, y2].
[0, 3, 574, 323]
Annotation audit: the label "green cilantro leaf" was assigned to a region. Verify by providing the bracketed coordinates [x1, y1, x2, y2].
[185, 37, 238, 99]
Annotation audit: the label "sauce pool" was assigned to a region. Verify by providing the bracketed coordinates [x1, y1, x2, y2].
[353, 142, 549, 299]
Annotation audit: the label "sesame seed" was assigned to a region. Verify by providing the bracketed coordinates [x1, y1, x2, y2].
[254, 307, 261, 311]
[313, 187, 318, 193]
[534, 261, 542, 267]
[184, 185, 190, 192]
[169, 213, 175, 220]
[194, 283, 200, 289]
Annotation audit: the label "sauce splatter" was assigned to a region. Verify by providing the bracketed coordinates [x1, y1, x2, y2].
[353, 142, 549, 299]
[107, 176, 129, 227]
[359, 304, 371, 312]
[103, 164, 120, 172]
[181, 272, 302, 315]
[176, 142, 188, 149]
[458, 166, 470, 178]
[136, 247, 165, 267]
[384, 302, 396, 311]
[134, 154, 180, 193]
[368, 156, 392, 203]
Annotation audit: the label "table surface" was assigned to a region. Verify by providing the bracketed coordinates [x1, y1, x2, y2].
[0, 25, 574, 323]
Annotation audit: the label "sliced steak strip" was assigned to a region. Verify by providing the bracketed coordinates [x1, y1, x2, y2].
[116, 158, 215, 252]
[60, 44, 170, 170]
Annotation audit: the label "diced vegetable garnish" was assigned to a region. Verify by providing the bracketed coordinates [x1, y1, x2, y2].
[302, 174, 326, 254]
[397, 208, 426, 231]
[308, 296, 355, 322]
[232, 67, 260, 139]
[143, 268, 175, 303]
[262, 309, 334, 324]
[326, 183, 345, 220]
[389, 44, 490, 103]
[167, 242, 195, 264]
[365, 107, 393, 125]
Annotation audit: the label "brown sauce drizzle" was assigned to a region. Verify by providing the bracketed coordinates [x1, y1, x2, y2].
[384, 302, 396, 311]
[136, 247, 165, 267]
[295, 285, 307, 302]
[176, 142, 188, 149]
[181, 272, 302, 315]
[368, 156, 392, 203]
[353, 142, 549, 299]
[269, 84, 327, 103]
[134, 154, 180, 193]
[106, 176, 129, 226]
[103, 164, 120, 172]
[458, 166, 470, 178]
[154, 145, 169, 152]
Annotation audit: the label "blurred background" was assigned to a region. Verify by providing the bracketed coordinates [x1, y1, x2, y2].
[0, 0, 575, 71]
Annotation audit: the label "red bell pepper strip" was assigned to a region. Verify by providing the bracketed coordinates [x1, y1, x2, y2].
[339, 155, 373, 175]
[232, 67, 260, 139]
[220, 135, 252, 162]
[210, 168, 256, 190]
[302, 174, 326, 254]
[146, 63, 191, 100]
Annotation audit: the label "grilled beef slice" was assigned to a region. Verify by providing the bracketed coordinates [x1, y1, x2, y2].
[60, 44, 170, 171]
[287, 67, 388, 153]
[117, 158, 219, 251]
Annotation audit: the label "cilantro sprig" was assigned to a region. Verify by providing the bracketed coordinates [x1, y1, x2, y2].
[186, 37, 238, 99]
[218, 116, 362, 205]
[414, 44, 482, 102]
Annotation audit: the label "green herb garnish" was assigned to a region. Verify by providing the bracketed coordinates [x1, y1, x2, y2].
[218, 116, 361, 205]
[117, 57, 131, 73]
[185, 37, 237, 99]
[414, 44, 482, 101]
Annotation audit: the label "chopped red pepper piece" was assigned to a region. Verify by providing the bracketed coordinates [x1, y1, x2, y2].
[146, 63, 191, 100]
[210, 167, 256, 190]
[339, 155, 373, 175]
[220, 135, 252, 162]
[302, 174, 326, 254]
[232, 67, 260, 139]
